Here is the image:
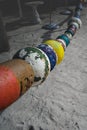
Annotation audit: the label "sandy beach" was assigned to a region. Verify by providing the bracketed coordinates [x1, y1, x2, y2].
[0, 5, 87, 130]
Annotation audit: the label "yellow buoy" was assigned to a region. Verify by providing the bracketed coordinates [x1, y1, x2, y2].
[44, 40, 64, 64]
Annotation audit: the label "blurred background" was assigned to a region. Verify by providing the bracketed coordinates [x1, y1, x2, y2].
[0, 0, 79, 17]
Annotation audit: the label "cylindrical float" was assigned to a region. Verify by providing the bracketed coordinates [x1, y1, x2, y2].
[13, 47, 50, 86]
[37, 43, 57, 71]
[56, 34, 70, 47]
[68, 17, 82, 28]
[64, 31, 73, 40]
[65, 24, 77, 37]
[56, 38, 66, 51]
[0, 59, 34, 110]
[44, 40, 64, 64]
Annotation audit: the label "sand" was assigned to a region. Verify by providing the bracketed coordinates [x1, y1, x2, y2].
[0, 6, 87, 130]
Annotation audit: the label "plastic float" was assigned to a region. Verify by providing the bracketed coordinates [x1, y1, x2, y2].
[0, 1, 83, 110]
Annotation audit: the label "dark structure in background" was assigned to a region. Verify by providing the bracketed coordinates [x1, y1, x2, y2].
[0, 0, 81, 53]
[0, 0, 79, 17]
[0, 14, 10, 53]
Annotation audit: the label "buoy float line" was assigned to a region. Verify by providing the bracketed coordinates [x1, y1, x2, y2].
[0, 1, 83, 110]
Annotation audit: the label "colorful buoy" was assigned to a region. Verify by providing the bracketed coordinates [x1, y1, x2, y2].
[65, 30, 75, 37]
[44, 40, 64, 64]
[0, 65, 20, 110]
[56, 34, 70, 47]
[68, 17, 82, 28]
[65, 24, 77, 36]
[37, 43, 57, 71]
[74, 10, 81, 18]
[56, 38, 66, 51]
[1, 59, 34, 95]
[64, 31, 73, 39]
[68, 22, 79, 30]
[13, 47, 50, 86]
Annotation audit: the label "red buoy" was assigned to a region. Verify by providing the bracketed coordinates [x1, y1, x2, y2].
[0, 59, 34, 110]
[0, 66, 20, 110]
